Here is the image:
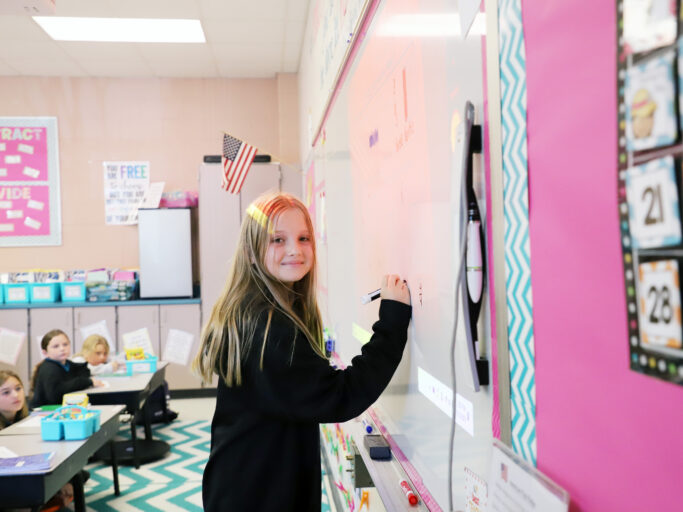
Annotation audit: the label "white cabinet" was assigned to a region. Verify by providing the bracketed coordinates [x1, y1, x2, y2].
[159, 304, 202, 389]
[28, 308, 74, 373]
[73, 307, 116, 354]
[0, 309, 30, 387]
[117, 305, 160, 357]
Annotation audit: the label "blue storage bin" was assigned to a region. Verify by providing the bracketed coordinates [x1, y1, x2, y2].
[126, 354, 158, 375]
[60, 281, 86, 302]
[0, 284, 3, 304]
[40, 405, 101, 441]
[40, 416, 64, 441]
[4, 283, 30, 304]
[30, 282, 60, 303]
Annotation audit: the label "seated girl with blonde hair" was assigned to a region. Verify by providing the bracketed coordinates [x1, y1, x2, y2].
[72, 334, 121, 375]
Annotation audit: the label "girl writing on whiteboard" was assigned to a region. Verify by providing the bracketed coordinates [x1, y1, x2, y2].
[29, 329, 104, 409]
[193, 192, 412, 512]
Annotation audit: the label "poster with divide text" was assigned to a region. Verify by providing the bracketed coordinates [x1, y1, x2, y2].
[103, 161, 150, 225]
[0, 117, 61, 246]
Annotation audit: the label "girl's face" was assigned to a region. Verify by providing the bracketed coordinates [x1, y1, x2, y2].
[86, 344, 109, 366]
[43, 334, 71, 364]
[265, 208, 313, 284]
[0, 377, 25, 420]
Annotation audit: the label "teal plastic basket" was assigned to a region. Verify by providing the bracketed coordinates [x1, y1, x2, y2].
[125, 354, 158, 375]
[40, 405, 101, 441]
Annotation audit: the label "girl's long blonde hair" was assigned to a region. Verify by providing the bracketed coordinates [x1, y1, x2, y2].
[192, 192, 325, 387]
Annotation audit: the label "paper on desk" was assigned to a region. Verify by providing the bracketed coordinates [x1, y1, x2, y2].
[79, 320, 113, 346]
[122, 327, 155, 356]
[0, 446, 18, 458]
[0, 328, 25, 365]
[17, 416, 42, 428]
[163, 328, 194, 366]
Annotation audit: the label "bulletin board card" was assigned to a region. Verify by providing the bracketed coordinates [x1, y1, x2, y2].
[618, 0, 683, 385]
[307, 0, 493, 509]
[0, 117, 61, 246]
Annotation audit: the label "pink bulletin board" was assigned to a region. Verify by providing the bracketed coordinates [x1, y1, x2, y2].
[522, 1, 683, 511]
[0, 117, 61, 246]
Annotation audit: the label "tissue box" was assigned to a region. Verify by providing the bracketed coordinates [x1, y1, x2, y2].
[30, 282, 60, 303]
[41, 406, 101, 441]
[4, 283, 30, 304]
[60, 281, 86, 302]
[126, 354, 158, 375]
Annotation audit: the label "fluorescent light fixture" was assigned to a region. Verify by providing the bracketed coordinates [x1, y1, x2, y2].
[33, 17, 206, 43]
[377, 13, 487, 38]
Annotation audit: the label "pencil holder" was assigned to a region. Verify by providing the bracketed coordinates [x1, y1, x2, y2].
[40, 405, 101, 441]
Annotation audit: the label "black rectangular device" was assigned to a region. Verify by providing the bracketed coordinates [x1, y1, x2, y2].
[364, 434, 391, 460]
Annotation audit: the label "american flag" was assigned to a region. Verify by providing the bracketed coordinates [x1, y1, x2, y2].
[221, 133, 257, 194]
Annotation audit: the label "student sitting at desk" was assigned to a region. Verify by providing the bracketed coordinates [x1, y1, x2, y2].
[0, 369, 74, 512]
[29, 329, 105, 409]
[193, 192, 412, 512]
[72, 334, 121, 375]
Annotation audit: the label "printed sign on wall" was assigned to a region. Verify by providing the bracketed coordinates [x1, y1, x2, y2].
[0, 117, 61, 246]
[103, 161, 150, 225]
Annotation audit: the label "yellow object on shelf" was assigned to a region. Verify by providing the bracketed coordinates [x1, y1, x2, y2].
[125, 347, 146, 360]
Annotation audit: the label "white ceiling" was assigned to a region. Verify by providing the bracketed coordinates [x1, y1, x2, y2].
[0, 0, 311, 78]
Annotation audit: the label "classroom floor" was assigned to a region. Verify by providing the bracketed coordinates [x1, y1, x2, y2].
[82, 398, 336, 512]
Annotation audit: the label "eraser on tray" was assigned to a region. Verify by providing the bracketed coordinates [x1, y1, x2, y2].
[364, 434, 391, 460]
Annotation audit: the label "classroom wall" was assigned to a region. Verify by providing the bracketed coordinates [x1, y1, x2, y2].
[523, 2, 683, 511]
[0, 73, 299, 272]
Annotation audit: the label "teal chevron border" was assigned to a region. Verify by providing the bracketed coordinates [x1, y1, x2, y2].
[498, 0, 537, 465]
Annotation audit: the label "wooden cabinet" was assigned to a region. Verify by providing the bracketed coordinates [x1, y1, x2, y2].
[116, 305, 160, 356]
[73, 307, 116, 354]
[159, 304, 202, 389]
[28, 308, 74, 374]
[0, 309, 30, 387]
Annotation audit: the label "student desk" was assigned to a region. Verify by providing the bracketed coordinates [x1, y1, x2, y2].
[0, 405, 124, 512]
[86, 361, 170, 468]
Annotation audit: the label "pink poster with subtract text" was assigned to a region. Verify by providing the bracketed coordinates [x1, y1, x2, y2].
[0, 118, 60, 246]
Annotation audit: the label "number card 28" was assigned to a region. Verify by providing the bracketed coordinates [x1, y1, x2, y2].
[626, 156, 682, 248]
[638, 260, 682, 351]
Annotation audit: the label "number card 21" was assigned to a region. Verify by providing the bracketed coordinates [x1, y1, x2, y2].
[638, 260, 682, 351]
[626, 156, 682, 248]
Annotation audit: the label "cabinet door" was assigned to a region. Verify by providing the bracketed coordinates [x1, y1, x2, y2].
[0, 309, 30, 387]
[29, 308, 74, 372]
[116, 305, 160, 356]
[73, 307, 116, 354]
[159, 304, 202, 389]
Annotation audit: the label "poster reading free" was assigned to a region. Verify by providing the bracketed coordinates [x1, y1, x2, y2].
[0, 117, 61, 246]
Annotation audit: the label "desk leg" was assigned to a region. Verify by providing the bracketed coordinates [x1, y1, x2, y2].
[72, 470, 85, 512]
[144, 402, 153, 440]
[110, 440, 120, 496]
[130, 413, 140, 469]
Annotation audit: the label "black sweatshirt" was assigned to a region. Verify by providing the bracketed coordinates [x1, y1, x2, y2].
[203, 299, 411, 512]
[29, 359, 93, 408]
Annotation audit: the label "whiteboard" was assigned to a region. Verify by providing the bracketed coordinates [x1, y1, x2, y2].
[308, 0, 493, 508]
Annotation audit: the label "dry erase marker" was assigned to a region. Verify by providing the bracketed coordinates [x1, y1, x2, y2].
[398, 479, 418, 506]
[360, 288, 381, 304]
[362, 418, 374, 433]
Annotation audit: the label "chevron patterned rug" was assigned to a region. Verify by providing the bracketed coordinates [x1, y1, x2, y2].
[84, 420, 334, 512]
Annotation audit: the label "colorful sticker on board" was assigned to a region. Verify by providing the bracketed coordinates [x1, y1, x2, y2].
[638, 260, 682, 355]
[623, 0, 677, 55]
[625, 51, 677, 151]
[625, 156, 681, 248]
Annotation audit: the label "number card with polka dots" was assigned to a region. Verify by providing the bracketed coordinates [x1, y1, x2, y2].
[638, 260, 682, 353]
[625, 156, 681, 249]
